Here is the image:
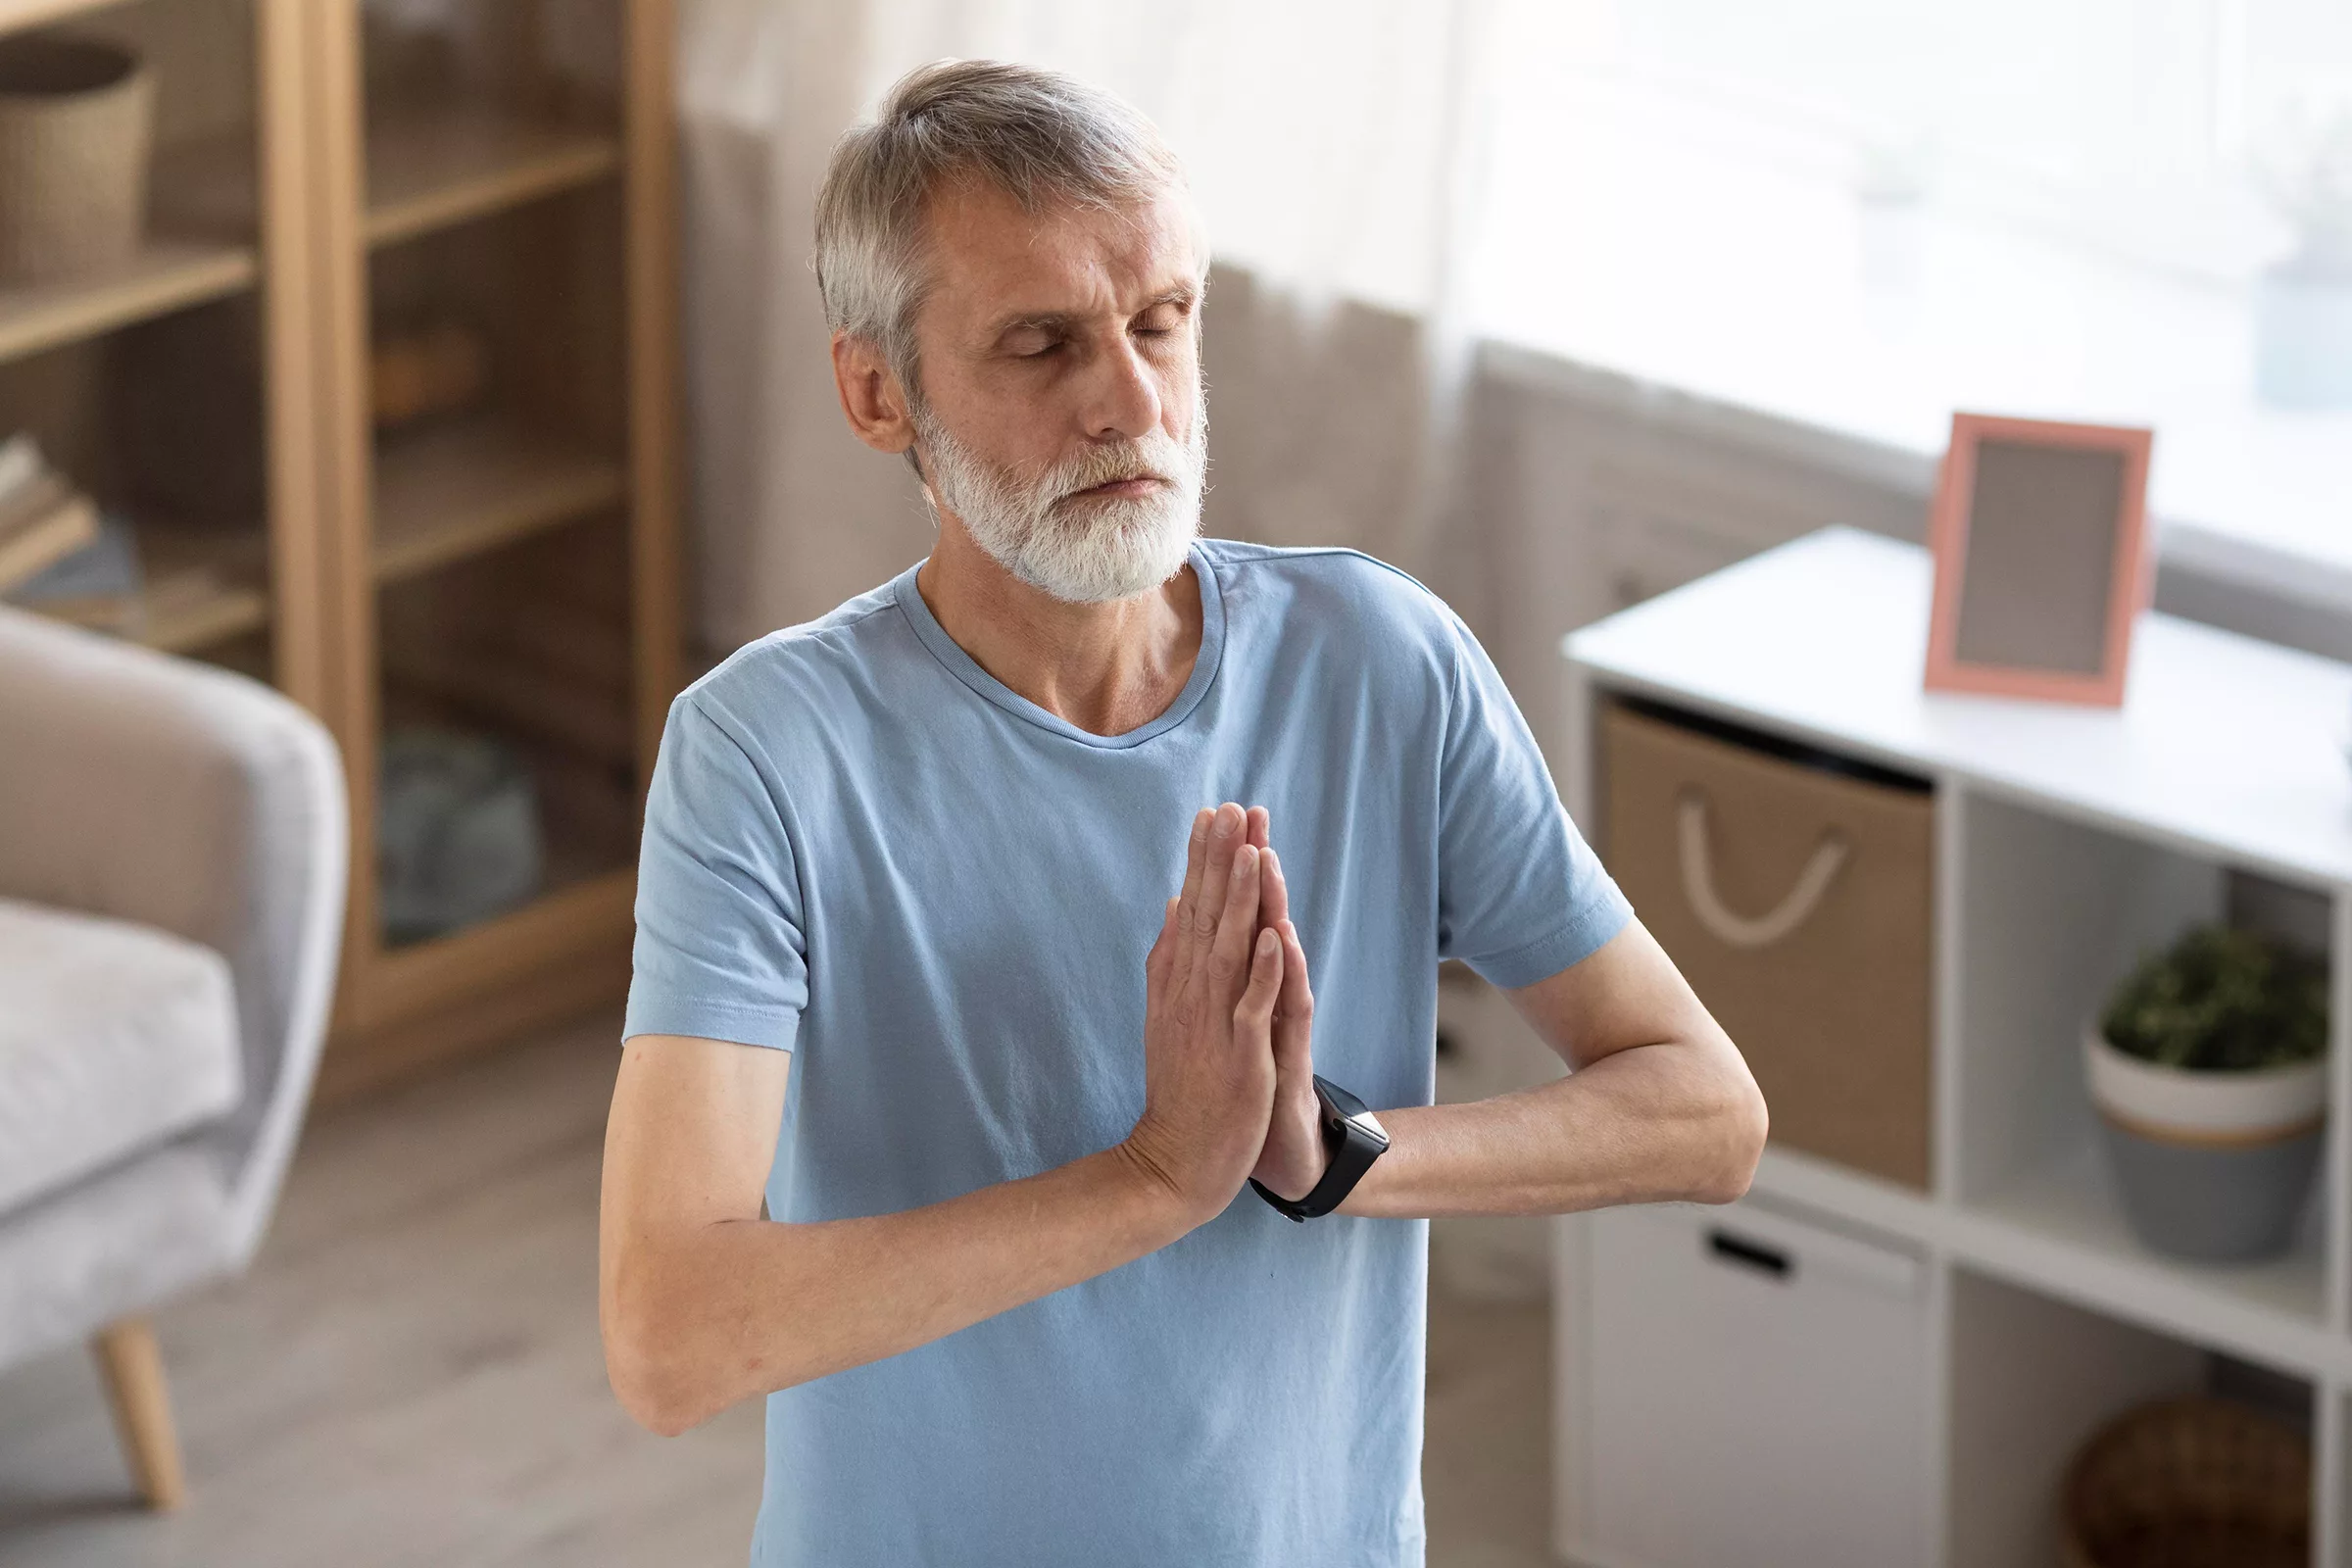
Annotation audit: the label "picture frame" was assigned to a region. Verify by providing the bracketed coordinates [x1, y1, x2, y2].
[1923, 411, 2154, 708]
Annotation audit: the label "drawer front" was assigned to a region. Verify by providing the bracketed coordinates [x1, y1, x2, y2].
[1581, 1200, 1932, 1568]
[1603, 702, 1936, 1188]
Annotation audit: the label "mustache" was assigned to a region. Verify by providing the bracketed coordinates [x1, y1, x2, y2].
[1043, 435, 1187, 503]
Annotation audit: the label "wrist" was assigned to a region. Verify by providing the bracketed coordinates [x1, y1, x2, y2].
[1250, 1076, 1391, 1222]
[1105, 1132, 1213, 1241]
[1255, 1140, 1331, 1203]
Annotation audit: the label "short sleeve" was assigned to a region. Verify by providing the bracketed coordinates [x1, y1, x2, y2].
[622, 695, 808, 1051]
[1435, 612, 1633, 989]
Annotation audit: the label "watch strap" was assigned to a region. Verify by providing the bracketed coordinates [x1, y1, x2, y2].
[1250, 1075, 1390, 1222]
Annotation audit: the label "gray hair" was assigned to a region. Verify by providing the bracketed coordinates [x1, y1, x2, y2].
[813, 60, 1191, 396]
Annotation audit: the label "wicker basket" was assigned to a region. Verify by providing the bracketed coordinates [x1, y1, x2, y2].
[2063, 1397, 2310, 1568]
[0, 32, 153, 285]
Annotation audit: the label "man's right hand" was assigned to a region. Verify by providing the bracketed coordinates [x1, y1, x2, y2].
[1120, 801, 1286, 1227]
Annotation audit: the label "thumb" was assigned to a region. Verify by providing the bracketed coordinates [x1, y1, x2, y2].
[1234, 927, 1282, 1034]
[1272, 920, 1315, 1073]
[1146, 895, 1179, 989]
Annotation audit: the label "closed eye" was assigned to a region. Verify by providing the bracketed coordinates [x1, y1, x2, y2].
[1132, 305, 1186, 338]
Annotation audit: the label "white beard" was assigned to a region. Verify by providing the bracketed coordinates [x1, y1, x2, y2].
[911, 383, 1207, 605]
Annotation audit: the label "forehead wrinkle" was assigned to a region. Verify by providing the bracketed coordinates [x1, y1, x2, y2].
[983, 283, 1199, 341]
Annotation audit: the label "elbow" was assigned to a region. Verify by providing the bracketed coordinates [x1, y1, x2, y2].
[1694, 1064, 1769, 1206]
[614, 1375, 706, 1441]
[605, 1316, 709, 1438]
[602, 1274, 729, 1438]
[604, 1268, 813, 1436]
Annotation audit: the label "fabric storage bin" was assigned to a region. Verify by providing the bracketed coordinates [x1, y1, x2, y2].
[1602, 700, 1935, 1188]
[1568, 1199, 1932, 1568]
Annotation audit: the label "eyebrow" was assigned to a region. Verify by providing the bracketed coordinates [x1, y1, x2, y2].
[988, 283, 1200, 339]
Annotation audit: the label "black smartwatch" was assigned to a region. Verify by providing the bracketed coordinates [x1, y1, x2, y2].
[1250, 1075, 1390, 1221]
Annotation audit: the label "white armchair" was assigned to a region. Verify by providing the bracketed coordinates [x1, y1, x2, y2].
[0, 606, 346, 1508]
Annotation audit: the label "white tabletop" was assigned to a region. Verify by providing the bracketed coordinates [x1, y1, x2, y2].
[1563, 527, 2352, 889]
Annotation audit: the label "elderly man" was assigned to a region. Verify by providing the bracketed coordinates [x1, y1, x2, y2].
[600, 59, 1764, 1567]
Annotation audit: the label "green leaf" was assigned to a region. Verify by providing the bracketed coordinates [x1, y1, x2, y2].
[2098, 924, 2328, 1072]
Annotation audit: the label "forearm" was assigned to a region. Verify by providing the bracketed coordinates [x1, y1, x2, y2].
[606, 1143, 1186, 1434]
[1339, 1038, 1764, 1218]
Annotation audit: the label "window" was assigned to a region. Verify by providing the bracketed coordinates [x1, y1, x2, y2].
[1475, 0, 2352, 600]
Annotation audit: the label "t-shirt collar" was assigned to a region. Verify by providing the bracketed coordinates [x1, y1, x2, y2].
[890, 541, 1226, 750]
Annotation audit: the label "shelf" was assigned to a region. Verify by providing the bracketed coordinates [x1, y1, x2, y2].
[1750, 1145, 1940, 1245]
[378, 767, 635, 953]
[366, 107, 620, 250]
[1965, 1145, 2328, 1329]
[1755, 1139, 2342, 1377]
[14, 524, 269, 656]
[0, 123, 270, 368]
[0, 1, 131, 36]
[372, 419, 623, 586]
[361, 865, 636, 1033]
[1945, 1269, 2226, 1568]
[0, 240, 256, 368]
[140, 527, 270, 654]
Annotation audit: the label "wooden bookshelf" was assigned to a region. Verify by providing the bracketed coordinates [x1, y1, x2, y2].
[0, 0, 316, 696]
[0, 0, 682, 1098]
[306, 0, 682, 1092]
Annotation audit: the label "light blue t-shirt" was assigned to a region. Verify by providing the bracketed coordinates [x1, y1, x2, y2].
[623, 539, 1632, 1567]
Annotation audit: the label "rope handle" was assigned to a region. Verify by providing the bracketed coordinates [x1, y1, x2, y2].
[1676, 789, 1849, 950]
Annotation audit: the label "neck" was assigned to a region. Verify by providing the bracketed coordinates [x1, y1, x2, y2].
[914, 514, 1201, 737]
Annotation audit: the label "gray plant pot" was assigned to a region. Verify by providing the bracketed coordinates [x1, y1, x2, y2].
[2098, 1119, 2323, 1263]
[2083, 1027, 2328, 1264]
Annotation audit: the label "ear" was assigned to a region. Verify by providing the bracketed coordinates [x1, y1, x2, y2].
[831, 332, 916, 457]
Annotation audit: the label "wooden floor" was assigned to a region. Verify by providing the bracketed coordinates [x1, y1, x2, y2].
[0, 1014, 1553, 1566]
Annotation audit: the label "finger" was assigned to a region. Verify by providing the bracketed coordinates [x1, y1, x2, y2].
[1191, 804, 1245, 949]
[1244, 811, 1278, 942]
[1206, 841, 1262, 996]
[1234, 926, 1282, 1036]
[1174, 808, 1212, 933]
[1169, 808, 1213, 994]
[1274, 917, 1315, 1073]
[1146, 895, 1180, 991]
[1259, 845, 1291, 933]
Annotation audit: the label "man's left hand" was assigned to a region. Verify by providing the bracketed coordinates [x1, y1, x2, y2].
[1244, 809, 1326, 1202]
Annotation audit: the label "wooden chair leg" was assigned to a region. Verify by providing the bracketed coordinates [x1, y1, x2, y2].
[91, 1316, 187, 1510]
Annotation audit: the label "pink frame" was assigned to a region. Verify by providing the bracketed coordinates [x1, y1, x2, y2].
[1923, 411, 2154, 708]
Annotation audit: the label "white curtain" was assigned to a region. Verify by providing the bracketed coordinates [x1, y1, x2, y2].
[673, 0, 1499, 651]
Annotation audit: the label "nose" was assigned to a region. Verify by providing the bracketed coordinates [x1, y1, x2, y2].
[1083, 333, 1164, 445]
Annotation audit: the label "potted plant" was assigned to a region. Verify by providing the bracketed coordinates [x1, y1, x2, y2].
[2084, 924, 2330, 1263]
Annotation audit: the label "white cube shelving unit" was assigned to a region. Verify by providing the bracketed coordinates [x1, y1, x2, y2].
[1554, 526, 2352, 1568]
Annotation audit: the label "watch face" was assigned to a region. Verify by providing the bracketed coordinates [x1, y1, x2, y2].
[1324, 1106, 1388, 1149]
[1312, 1076, 1389, 1152]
